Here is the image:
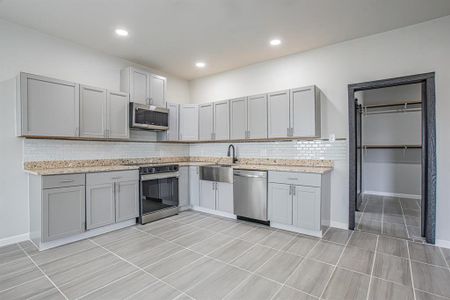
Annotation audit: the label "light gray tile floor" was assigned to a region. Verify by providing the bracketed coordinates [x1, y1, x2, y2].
[1, 210, 450, 300]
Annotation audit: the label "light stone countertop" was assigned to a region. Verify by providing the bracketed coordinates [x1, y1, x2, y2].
[24, 161, 333, 176]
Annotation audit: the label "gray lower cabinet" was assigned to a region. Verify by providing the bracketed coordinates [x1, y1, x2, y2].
[86, 170, 139, 230]
[29, 173, 86, 245]
[268, 171, 330, 235]
[189, 166, 200, 206]
[179, 166, 190, 209]
[43, 185, 85, 242]
[199, 180, 216, 210]
[268, 183, 292, 224]
[17, 72, 80, 137]
[199, 180, 233, 214]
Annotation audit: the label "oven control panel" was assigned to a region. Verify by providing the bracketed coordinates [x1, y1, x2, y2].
[140, 165, 179, 175]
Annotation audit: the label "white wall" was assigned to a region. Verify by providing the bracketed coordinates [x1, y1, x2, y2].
[0, 19, 190, 242]
[189, 16, 450, 244]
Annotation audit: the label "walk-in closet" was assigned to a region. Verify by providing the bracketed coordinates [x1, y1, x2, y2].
[355, 84, 423, 241]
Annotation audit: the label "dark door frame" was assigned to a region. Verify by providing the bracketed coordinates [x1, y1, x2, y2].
[348, 72, 436, 244]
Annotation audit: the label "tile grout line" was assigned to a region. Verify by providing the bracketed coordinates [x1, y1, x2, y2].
[17, 242, 69, 300]
[268, 227, 332, 300]
[406, 239, 418, 300]
[365, 234, 379, 300]
[318, 229, 355, 300]
[0, 276, 46, 295]
[398, 196, 412, 240]
[89, 239, 194, 300]
[220, 231, 302, 300]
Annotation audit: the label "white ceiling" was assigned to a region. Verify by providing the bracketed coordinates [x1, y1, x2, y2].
[1, 0, 450, 80]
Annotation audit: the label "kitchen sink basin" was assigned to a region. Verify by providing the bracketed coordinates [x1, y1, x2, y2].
[199, 164, 233, 183]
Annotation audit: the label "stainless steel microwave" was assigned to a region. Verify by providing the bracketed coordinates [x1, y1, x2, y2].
[130, 102, 169, 131]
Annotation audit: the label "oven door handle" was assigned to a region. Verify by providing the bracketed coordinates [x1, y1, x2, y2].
[141, 172, 180, 181]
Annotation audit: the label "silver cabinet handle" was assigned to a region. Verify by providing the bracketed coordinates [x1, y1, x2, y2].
[288, 185, 292, 195]
[292, 185, 296, 195]
[287, 128, 290, 136]
[234, 173, 265, 178]
[60, 179, 74, 183]
[212, 182, 215, 190]
[117, 183, 120, 193]
[113, 182, 116, 195]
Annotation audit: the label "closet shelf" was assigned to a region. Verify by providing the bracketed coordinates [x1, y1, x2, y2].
[359, 144, 422, 149]
[363, 101, 421, 110]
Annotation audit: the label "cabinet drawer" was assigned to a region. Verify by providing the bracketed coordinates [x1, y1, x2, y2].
[43, 174, 85, 189]
[268, 171, 321, 187]
[87, 170, 138, 185]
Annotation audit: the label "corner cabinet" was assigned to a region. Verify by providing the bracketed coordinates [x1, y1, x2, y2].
[268, 171, 330, 237]
[179, 104, 199, 141]
[120, 67, 166, 107]
[17, 72, 80, 137]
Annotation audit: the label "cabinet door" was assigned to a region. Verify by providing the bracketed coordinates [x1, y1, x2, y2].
[107, 91, 129, 139]
[179, 104, 199, 141]
[115, 180, 139, 222]
[199, 103, 214, 140]
[213, 100, 230, 140]
[216, 182, 233, 214]
[189, 166, 200, 207]
[166, 102, 179, 141]
[79, 85, 107, 138]
[86, 183, 115, 229]
[178, 167, 190, 208]
[129, 68, 150, 105]
[199, 180, 216, 210]
[20, 73, 79, 137]
[42, 186, 85, 242]
[290, 86, 320, 137]
[268, 90, 290, 138]
[248, 94, 268, 139]
[149, 74, 166, 107]
[230, 97, 247, 140]
[293, 186, 321, 231]
[268, 183, 292, 225]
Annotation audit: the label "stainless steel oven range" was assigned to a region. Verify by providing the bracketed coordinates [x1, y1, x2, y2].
[139, 165, 179, 224]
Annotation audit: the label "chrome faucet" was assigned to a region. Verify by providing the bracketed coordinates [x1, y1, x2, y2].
[227, 144, 238, 164]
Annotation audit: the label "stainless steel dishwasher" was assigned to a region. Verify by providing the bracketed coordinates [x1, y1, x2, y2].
[233, 169, 268, 224]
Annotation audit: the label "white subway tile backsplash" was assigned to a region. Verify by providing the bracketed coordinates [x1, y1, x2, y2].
[189, 140, 347, 161]
[23, 139, 189, 162]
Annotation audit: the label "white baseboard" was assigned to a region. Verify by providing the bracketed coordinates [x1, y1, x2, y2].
[364, 191, 421, 200]
[0, 233, 30, 247]
[37, 219, 136, 251]
[436, 239, 450, 250]
[330, 221, 348, 230]
[270, 222, 322, 238]
[191, 206, 237, 220]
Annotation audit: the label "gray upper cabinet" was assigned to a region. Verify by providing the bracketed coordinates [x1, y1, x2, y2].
[80, 85, 107, 138]
[17, 72, 80, 137]
[166, 102, 179, 141]
[247, 94, 268, 139]
[149, 74, 166, 107]
[230, 97, 247, 140]
[42, 185, 85, 242]
[268, 90, 290, 138]
[213, 100, 229, 140]
[115, 179, 139, 223]
[290, 86, 321, 138]
[199, 103, 214, 140]
[107, 91, 129, 139]
[120, 67, 166, 106]
[179, 104, 199, 141]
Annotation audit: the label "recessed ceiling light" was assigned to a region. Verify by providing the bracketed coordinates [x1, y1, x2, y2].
[270, 39, 282, 46]
[115, 28, 129, 37]
[195, 62, 206, 68]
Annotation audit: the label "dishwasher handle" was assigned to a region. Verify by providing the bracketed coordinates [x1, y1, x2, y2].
[234, 173, 265, 178]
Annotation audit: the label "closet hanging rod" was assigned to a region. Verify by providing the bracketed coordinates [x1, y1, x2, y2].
[363, 100, 421, 110]
[359, 144, 422, 149]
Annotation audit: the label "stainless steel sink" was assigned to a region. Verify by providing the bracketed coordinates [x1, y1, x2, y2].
[199, 164, 233, 183]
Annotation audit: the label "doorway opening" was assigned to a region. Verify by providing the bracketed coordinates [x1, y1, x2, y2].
[348, 73, 436, 244]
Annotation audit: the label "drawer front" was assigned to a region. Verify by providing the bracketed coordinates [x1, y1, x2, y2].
[268, 171, 321, 187]
[43, 174, 85, 189]
[87, 170, 139, 185]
